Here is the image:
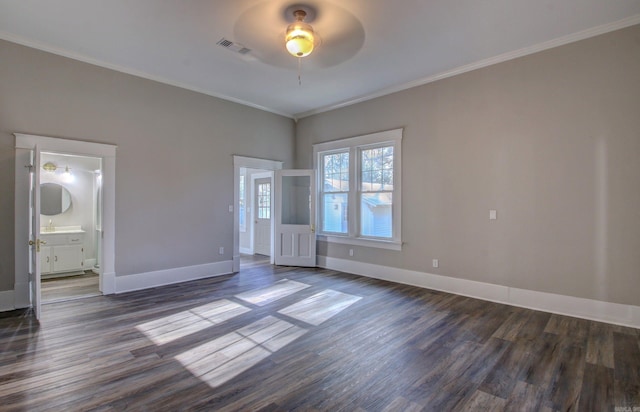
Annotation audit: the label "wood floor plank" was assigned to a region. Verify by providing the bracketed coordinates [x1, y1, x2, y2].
[578, 363, 614, 411]
[0, 255, 638, 410]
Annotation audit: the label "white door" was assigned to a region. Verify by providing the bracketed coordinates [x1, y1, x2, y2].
[275, 170, 316, 267]
[254, 178, 271, 256]
[29, 145, 42, 319]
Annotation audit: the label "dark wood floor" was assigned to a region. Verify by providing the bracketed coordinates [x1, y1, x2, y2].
[41, 271, 100, 303]
[1, 257, 639, 411]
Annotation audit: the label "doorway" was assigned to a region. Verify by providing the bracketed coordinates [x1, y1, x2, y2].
[233, 156, 283, 272]
[15, 133, 116, 319]
[238, 168, 274, 262]
[39, 152, 102, 303]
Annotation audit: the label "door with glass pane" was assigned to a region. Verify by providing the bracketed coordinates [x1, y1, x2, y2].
[274, 170, 316, 267]
[254, 178, 271, 256]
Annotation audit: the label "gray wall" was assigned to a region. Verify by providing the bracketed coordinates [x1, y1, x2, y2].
[0, 39, 295, 291]
[296, 25, 640, 306]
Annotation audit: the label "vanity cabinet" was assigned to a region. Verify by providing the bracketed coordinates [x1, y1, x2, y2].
[40, 232, 85, 275]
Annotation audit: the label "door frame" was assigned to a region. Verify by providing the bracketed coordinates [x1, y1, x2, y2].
[251, 172, 273, 257]
[15, 134, 117, 310]
[233, 156, 283, 272]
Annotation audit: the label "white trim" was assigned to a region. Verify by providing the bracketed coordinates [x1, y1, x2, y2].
[115, 261, 233, 294]
[2, 14, 637, 121]
[318, 256, 640, 329]
[239, 247, 253, 255]
[318, 235, 402, 251]
[15, 134, 116, 157]
[313, 128, 403, 152]
[295, 14, 640, 119]
[314, 128, 403, 248]
[0, 290, 15, 312]
[0, 32, 293, 119]
[102, 271, 116, 295]
[233, 156, 284, 170]
[13, 281, 30, 308]
[233, 156, 284, 270]
[14, 133, 117, 311]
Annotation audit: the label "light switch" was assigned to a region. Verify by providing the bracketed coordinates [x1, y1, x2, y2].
[229, 205, 234, 212]
[489, 210, 497, 220]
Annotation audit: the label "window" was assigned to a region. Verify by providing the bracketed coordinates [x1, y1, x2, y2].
[257, 182, 271, 219]
[238, 175, 246, 232]
[314, 129, 402, 250]
[321, 151, 349, 234]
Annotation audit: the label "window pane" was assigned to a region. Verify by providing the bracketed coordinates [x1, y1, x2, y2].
[360, 193, 392, 238]
[239, 176, 246, 231]
[323, 152, 349, 192]
[323, 193, 348, 233]
[361, 146, 393, 190]
[258, 183, 270, 219]
[281, 176, 310, 225]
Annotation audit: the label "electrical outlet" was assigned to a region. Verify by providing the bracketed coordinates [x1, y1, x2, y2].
[349, 249, 354, 257]
[432, 259, 439, 268]
[228, 205, 234, 213]
[219, 247, 224, 255]
[489, 209, 497, 220]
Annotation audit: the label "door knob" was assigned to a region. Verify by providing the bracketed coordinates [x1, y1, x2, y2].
[29, 239, 47, 252]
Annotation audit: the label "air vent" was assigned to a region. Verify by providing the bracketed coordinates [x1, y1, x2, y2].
[217, 38, 252, 55]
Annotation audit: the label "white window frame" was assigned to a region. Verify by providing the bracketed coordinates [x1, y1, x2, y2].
[318, 148, 350, 236]
[239, 174, 247, 233]
[313, 128, 402, 250]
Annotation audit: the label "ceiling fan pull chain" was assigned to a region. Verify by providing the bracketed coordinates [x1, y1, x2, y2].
[298, 57, 302, 86]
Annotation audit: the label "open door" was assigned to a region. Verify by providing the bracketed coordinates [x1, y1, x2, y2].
[28, 145, 42, 319]
[274, 169, 316, 267]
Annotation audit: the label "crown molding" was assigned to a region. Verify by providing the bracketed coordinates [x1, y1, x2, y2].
[0, 31, 295, 119]
[295, 14, 640, 119]
[2, 14, 639, 122]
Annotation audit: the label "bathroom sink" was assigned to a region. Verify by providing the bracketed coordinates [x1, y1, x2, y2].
[40, 226, 85, 234]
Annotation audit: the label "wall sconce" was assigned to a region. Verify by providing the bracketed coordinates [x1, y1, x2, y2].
[43, 162, 58, 172]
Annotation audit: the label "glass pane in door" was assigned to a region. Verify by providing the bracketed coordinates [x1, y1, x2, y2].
[281, 176, 311, 225]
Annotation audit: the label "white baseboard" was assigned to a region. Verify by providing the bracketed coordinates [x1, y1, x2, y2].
[318, 256, 640, 329]
[14, 281, 30, 309]
[0, 290, 15, 312]
[102, 271, 116, 295]
[239, 247, 252, 255]
[115, 261, 234, 294]
[233, 255, 240, 273]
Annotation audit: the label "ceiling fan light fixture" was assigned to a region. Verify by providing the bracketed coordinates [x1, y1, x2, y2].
[285, 10, 314, 57]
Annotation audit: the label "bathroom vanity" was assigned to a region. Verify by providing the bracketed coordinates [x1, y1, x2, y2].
[40, 226, 85, 278]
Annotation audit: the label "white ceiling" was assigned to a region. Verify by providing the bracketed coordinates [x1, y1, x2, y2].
[1, 1, 639, 119]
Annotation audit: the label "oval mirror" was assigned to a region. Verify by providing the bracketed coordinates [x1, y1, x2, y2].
[40, 183, 72, 216]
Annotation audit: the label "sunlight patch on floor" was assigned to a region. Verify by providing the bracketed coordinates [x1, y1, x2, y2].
[278, 289, 362, 326]
[136, 299, 251, 345]
[235, 279, 311, 306]
[175, 315, 307, 388]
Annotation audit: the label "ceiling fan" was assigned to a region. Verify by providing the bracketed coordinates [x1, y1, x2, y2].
[231, 2, 365, 71]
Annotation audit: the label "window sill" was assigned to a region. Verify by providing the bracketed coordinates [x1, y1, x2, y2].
[317, 234, 402, 251]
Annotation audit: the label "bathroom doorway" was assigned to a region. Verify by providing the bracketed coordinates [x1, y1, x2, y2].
[39, 152, 102, 303]
[15, 133, 116, 319]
